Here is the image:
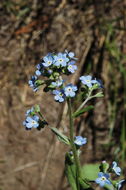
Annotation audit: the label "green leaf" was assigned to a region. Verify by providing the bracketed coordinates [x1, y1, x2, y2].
[99, 161, 109, 173]
[94, 92, 104, 98]
[50, 127, 70, 145]
[72, 106, 94, 118]
[34, 104, 40, 113]
[104, 184, 114, 190]
[81, 164, 100, 181]
[65, 153, 77, 190]
[78, 177, 94, 190]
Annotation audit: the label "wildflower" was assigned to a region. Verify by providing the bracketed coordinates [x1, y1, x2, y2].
[80, 75, 96, 88]
[116, 180, 125, 190]
[53, 89, 66, 102]
[64, 84, 77, 97]
[112, 161, 121, 176]
[25, 107, 34, 116]
[51, 80, 64, 87]
[67, 61, 77, 73]
[23, 115, 39, 129]
[74, 136, 87, 146]
[42, 54, 53, 67]
[65, 50, 77, 60]
[68, 52, 75, 58]
[35, 63, 44, 76]
[54, 53, 69, 67]
[95, 172, 111, 187]
[28, 76, 38, 92]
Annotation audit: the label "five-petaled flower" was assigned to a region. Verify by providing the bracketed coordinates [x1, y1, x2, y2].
[54, 53, 69, 67]
[42, 54, 53, 67]
[74, 136, 87, 146]
[95, 172, 111, 187]
[67, 61, 77, 73]
[64, 84, 77, 97]
[80, 75, 97, 88]
[53, 89, 66, 102]
[112, 161, 121, 176]
[23, 115, 39, 129]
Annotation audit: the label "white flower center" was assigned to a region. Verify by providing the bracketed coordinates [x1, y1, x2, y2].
[31, 121, 36, 124]
[59, 59, 63, 62]
[67, 87, 72, 92]
[86, 80, 91, 83]
[68, 65, 72, 68]
[101, 177, 106, 181]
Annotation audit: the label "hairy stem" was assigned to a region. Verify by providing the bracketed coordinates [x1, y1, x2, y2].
[67, 98, 81, 190]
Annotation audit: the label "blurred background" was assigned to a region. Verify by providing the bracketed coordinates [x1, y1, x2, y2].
[0, 0, 126, 190]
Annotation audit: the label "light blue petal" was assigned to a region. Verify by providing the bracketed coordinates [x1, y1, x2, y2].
[98, 172, 104, 177]
[86, 75, 92, 80]
[33, 115, 39, 121]
[26, 117, 33, 122]
[26, 122, 32, 128]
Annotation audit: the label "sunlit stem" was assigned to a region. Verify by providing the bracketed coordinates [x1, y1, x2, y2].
[76, 88, 93, 112]
[67, 98, 81, 190]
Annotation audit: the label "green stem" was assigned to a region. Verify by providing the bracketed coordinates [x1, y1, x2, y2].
[67, 98, 81, 190]
[75, 89, 93, 113]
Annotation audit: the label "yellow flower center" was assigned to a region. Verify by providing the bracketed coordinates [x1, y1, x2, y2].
[101, 177, 106, 181]
[31, 121, 36, 124]
[86, 80, 90, 83]
[59, 59, 63, 62]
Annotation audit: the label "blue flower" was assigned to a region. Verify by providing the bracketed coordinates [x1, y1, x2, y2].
[51, 80, 64, 87]
[67, 61, 77, 73]
[35, 63, 44, 76]
[65, 50, 77, 60]
[25, 107, 34, 116]
[42, 54, 53, 67]
[64, 84, 77, 97]
[95, 172, 111, 187]
[54, 53, 69, 67]
[74, 136, 87, 146]
[53, 89, 66, 102]
[91, 78, 104, 88]
[112, 161, 121, 176]
[80, 75, 96, 88]
[28, 76, 38, 92]
[116, 180, 125, 190]
[23, 115, 39, 129]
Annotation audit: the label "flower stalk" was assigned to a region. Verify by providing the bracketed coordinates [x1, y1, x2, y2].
[67, 98, 81, 190]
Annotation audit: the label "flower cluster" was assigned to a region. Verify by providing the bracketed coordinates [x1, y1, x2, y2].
[23, 106, 48, 130]
[28, 51, 78, 102]
[95, 161, 124, 189]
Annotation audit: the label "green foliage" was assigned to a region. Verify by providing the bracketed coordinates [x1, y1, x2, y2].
[65, 153, 77, 190]
[72, 106, 94, 118]
[99, 161, 109, 173]
[50, 127, 70, 145]
[81, 164, 100, 181]
[78, 178, 94, 190]
[34, 105, 40, 113]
